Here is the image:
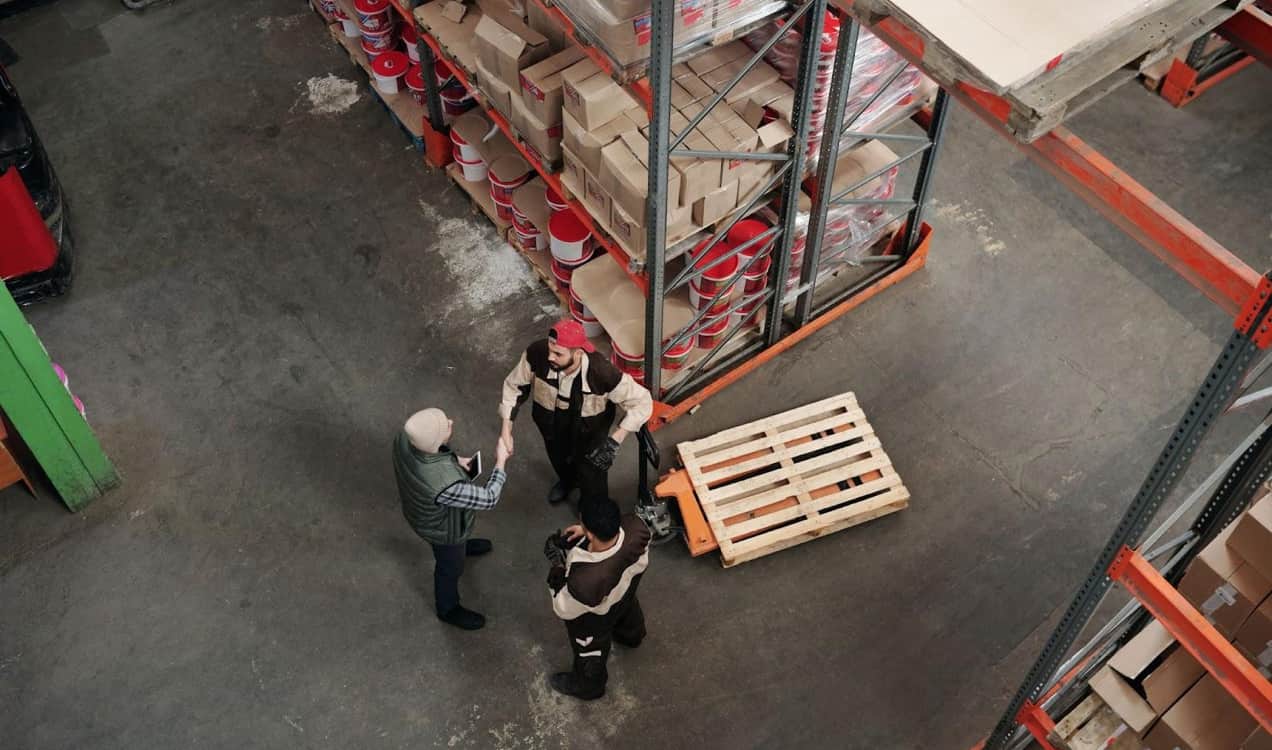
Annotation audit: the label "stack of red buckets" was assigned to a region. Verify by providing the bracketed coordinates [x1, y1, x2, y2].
[686, 217, 778, 351]
[547, 191, 594, 298]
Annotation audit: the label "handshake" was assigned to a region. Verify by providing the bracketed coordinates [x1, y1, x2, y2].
[543, 524, 585, 568]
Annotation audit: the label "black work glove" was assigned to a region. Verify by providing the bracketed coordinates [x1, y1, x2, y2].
[585, 437, 620, 471]
[544, 532, 567, 568]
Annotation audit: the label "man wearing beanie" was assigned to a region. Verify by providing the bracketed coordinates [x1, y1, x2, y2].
[543, 496, 651, 700]
[393, 407, 512, 631]
[499, 319, 652, 505]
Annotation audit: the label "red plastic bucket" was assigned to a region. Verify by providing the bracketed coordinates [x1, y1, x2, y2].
[610, 352, 645, 386]
[489, 192, 515, 223]
[514, 226, 545, 253]
[360, 22, 396, 51]
[405, 64, 426, 106]
[360, 36, 386, 63]
[549, 210, 592, 264]
[354, 0, 392, 31]
[435, 60, 455, 87]
[611, 340, 644, 372]
[449, 128, 481, 162]
[550, 258, 573, 292]
[689, 280, 733, 317]
[487, 156, 530, 203]
[727, 219, 773, 261]
[693, 241, 739, 298]
[440, 86, 473, 116]
[696, 315, 730, 349]
[545, 187, 568, 212]
[661, 336, 694, 371]
[400, 23, 420, 63]
[456, 154, 487, 182]
[371, 51, 409, 94]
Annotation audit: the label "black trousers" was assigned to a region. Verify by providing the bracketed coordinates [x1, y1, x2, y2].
[430, 541, 465, 615]
[564, 576, 646, 698]
[544, 436, 609, 502]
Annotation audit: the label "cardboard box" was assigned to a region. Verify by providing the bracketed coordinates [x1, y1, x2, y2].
[562, 109, 641, 176]
[582, 170, 612, 224]
[472, 12, 549, 92]
[519, 47, 585, 124]
[722, 62, 782, 104]
[1179, 522, 1272, 639]
[1235, 596, 1272, 677]
[1141, 675, 1257, 750]
[1229, 489, 1272, 583]
[734, 118, 793, 203]
[1244, 729, 1272, 750]
[832, 140, 899, 200]
[704, 119, 757, 190]
[510, 94, 563, 164]
[598, 134, 681, 223]
[609, 200, 692, 257]
[1090, 619, 1205, 733]
[561, 59, 639, 130]
[692, 180, 738, 226]
[686, 39, 751, 77]
[560, 146, 586, 197]
[526, 0, 566, 51]
[451, 110, 496, 161]
[679, 73, 715, 104]
[475, 57, 515, 118]
[441, 1, 467, 23]
[566, 3, 710, 67]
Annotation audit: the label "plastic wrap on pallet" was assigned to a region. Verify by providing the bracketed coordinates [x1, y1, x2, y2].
[554, 0, 785, 67]
[790, 164, 897, 266]
[744, 16, 920, 162]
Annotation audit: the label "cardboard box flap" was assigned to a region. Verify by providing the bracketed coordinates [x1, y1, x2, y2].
[756, 119, 794, 151]
[1109, 619, 1175, 679]
[1090, 664, 1157, 734]
[474, 14, 525, 62]
[441, 1, 467, 23]
[520, 47, 586, 96]
[1230, 490, 1272, 583]
[560, 57, 602, 85]
[1142, 645, 1204, 714]
[452, 111, 495, 149]
[511, 178, 551, 234]
[1144, 676, 1258, 750]
[1198, 521, 1245, 579]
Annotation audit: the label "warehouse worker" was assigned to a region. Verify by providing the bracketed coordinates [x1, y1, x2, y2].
[499, 319, 653, 505]
[393, 407, 512, 631]
[543, 496, 651, 700]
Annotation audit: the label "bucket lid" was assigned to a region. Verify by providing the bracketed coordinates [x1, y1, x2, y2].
[727, 219, 771, 256]
[405, 64, 424, 91]
[372, 51, 409, 78]
[694, 242, 739, 280]
[549, 210, 590, 244]
[355, 0, 389, 13]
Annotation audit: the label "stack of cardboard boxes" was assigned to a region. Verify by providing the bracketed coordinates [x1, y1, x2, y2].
[559, 41, 797, 256]
[1090, 485, 1272, 750]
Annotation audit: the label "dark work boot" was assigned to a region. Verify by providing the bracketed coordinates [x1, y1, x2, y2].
[437, 605, 486, 631]
[549, 672, 604, 701]
[465, 538, 493, 557]
[547, 481, 572, 504]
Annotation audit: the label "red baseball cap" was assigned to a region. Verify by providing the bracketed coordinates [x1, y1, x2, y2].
[550, 319, 595, 352]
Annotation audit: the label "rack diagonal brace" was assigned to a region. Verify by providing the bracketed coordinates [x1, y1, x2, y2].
[983, 273, 1272, 750]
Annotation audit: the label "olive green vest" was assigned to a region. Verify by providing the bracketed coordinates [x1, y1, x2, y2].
[393, 432, 475, 545]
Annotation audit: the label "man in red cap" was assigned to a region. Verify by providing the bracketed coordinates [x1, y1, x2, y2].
[500, 320, 652, 504]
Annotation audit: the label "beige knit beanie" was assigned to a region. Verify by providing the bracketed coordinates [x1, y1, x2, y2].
[404, 408, 449, 453]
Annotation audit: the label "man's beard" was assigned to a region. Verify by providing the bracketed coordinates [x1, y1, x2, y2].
[550, 361, 567, 371]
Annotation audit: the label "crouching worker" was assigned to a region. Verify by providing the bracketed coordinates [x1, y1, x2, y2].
[393, 408, 512, 631]
[543, 496, 650, 699]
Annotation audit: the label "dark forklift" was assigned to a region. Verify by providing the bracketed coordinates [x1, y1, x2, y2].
[1, 62, 72, 305]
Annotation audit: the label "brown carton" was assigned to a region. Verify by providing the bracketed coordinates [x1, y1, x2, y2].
[1235, 596, 1272, 677]
[582, 171, 612, 225]
[618, 129, 686, 208]
[692, 180, 738, 226]
[722, 62, 782, 104]
[511, 178, 551, 234]
[1244, 729, 1272, 750]
[704, 119, 757, 191]
[472, 12, 549, 92]
[735, 118, 793, 203]
[1090, 619, 1205, 733]
[598, 135, 681, 222]
[519, 47, 585, 124]
[441, 1, 467, 23]
[609, 200, 692, 258]
[474, 57, 515, 118]
[567, 3, 710, 68]
[1179, 522, 1272, 639]
[562, 110, 641, 176]
[526, 0, 566, 51]
[1141, 675, 1257, 750]
[686, 40, 751, 77]
[1229, 489, 1272, 583]
[510, 94, 562, 164]
[561, 59, 639, 130]
[560, 146, 586, 198]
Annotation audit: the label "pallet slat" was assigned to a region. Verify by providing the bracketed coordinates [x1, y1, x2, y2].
[676, 391, 908, 567]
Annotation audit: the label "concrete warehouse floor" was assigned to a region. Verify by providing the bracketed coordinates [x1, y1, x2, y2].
[1, 1, 1270, 748]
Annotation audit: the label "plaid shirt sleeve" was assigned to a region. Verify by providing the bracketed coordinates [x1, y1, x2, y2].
[435, 468, 507, 511]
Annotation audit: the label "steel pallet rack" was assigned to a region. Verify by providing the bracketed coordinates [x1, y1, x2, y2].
[804, 2, 1272, 747]
[1156, 4, 1270, 107]
[394, 0, 949, 433]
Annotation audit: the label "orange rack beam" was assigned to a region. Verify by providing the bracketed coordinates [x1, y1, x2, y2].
[1109, 546, 1272, 733]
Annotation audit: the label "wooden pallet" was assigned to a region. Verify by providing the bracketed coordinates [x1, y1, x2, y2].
[1048, 694, 1144, 750]
[676, 391, 909, 567]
